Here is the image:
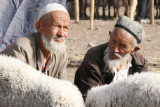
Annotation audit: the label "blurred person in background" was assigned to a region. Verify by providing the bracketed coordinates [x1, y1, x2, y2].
[135, 0, 150, 21]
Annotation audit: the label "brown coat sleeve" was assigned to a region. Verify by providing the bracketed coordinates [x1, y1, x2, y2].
[74, 48, 103, 100]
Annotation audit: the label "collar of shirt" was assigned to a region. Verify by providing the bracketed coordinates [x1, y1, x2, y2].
[40, 50, 53, 75]
[113, 57, 132, 82]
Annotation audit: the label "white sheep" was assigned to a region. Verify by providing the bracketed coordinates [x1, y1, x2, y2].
[85, 72, 160, 107]
[0, 55, 85, 107]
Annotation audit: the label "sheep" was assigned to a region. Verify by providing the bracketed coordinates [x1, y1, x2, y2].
[0, 55, 85, 107]
[85, 72, 160, 107]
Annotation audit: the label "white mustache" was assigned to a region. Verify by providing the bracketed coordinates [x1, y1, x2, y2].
[105, 49, 122, 58]
[52, 35, 65, 41]
[114, 53, 122, 58]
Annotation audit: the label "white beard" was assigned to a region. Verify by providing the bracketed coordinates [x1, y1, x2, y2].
[41, 34, 66, 54]
[103, 47, 131, 73]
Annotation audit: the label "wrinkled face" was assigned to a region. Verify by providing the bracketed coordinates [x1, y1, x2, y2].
[108, 28, 134, 60]
[38, 11, 70, 43]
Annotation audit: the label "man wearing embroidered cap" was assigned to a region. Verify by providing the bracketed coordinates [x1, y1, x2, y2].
[74, 15, 148, 100]
[1, 3, 70, 79]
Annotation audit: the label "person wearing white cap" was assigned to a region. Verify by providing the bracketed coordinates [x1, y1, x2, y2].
[1, 3, 70, 79]
[74, 15, 148, 100]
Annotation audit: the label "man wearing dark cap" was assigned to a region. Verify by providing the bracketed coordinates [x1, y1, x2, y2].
[74, 15, 148, 100]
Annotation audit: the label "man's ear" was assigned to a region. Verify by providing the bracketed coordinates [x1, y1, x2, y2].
[131, 46, 140, 54]
[35, 21, 42, 32]
[109, 31, 112, 38]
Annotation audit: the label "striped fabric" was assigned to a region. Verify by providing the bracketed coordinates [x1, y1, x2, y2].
[0, 0, 66, 52]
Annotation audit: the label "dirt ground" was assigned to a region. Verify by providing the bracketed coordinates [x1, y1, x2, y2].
[65, 7, 160, 83]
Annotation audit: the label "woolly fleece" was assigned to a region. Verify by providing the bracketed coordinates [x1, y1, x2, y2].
[0, 55, 85, 107]
[85, 72, 160, 107]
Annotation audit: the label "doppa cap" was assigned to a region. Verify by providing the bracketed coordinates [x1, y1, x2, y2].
[115, 16, 145, 44]
[38, 3, 68, 20]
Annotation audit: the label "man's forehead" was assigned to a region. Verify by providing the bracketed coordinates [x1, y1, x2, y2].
[50, 11, 70, 22]
[50, 11, 70, 18]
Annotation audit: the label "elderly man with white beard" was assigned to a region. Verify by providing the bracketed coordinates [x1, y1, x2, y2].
[74, 15, 148, 101]
[1, 3, 70, 79]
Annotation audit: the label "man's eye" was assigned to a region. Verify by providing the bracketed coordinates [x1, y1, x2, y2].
[53, 25, 59, 28]
[120, 44, 127, 48]
[64, 26, 69, 30]
[112, 40, 116, 43]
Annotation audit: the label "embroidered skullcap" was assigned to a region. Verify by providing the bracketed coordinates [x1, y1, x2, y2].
[38, 3, 68, 20]
[114, 16, 145, 44]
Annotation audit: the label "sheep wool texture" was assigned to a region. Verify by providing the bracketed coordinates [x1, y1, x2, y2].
[85, 72, 160, 107]
[0, 55, 85, 107]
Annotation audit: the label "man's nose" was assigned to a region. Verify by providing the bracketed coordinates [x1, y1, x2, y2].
[112, 46, 119, 53]
[57, 28, 65, 37]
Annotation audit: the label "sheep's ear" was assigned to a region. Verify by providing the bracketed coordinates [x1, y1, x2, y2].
[131, 46, 140, 55]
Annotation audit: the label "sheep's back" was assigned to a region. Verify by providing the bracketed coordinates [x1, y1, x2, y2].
[0, 55, 84, 107]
